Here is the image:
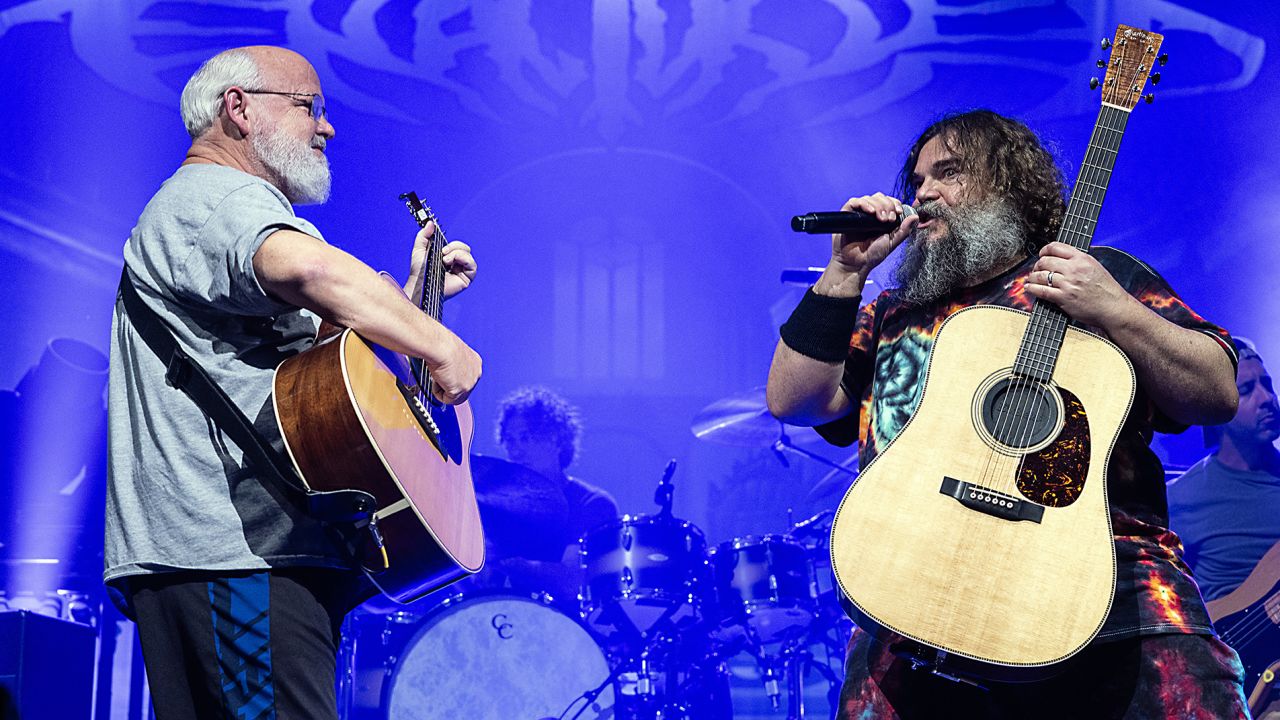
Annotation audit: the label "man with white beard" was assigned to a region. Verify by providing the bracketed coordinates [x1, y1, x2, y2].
[105, 46, 481, 719]
[767, 110, 1247, 717]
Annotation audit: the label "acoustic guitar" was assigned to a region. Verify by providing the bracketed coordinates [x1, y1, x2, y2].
[829, 25, 1164, 680]
[272, 192, 484, 603]
[1208, 538, 1280, 715]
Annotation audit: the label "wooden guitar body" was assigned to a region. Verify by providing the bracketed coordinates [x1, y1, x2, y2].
[831, 305, 1135, 675]
[273, 321, 484, 603]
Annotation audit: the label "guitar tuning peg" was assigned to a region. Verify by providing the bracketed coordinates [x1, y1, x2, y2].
[1149, 72, 1161, 85]
[1158, 53, 1169, 66]
[1096, 59, 1106, 68]
[1089, 77, 1100, 90]
[1101, 38, 1111, 51]
[1144, 93, 1155, 104]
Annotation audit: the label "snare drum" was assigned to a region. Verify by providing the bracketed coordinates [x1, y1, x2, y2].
[343, 592, 615, 719]
[579, 514, 710, 641]
[708, 535, 816, 644]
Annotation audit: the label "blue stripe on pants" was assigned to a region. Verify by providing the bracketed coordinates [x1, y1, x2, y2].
[208, 573, 276, 720]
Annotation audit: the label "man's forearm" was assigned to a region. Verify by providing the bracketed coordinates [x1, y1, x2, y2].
[766, 340, 852, 425]
[256, 230, 463, 365]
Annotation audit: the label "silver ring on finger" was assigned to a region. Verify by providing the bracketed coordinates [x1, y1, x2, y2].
[1046, 270, 1055, 288]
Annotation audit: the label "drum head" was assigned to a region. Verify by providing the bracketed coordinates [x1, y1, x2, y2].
[709, 535, 816, 645]
[385, 593, 614, 719]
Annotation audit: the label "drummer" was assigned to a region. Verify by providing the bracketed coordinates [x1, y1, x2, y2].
[486, 386, 621, 604]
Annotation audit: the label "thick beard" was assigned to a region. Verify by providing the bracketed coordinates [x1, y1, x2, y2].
[252, 126, 331, 205]
[891, 198, 1026, 306]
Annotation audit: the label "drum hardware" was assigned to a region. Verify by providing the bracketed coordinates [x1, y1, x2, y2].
[561, 631, 709, 720]
[773, 427, 858, 477]
[654, 459, 677, 519]
[579, 480, 712, 643]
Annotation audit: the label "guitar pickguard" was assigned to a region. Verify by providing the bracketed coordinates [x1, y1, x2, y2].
[1017, 388, 1090, 507]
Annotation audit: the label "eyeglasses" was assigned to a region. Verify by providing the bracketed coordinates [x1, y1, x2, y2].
[243, 90, 327, 123]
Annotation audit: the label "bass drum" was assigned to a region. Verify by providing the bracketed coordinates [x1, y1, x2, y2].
[347, 592, 615, 720]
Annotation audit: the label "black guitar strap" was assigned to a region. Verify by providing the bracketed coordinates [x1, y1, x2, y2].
[116, 269, 378, 531]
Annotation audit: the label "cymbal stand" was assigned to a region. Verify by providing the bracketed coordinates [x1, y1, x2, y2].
[563, 651, 631, 720]
[572, 601, 689, 720]
[773, 428, 858, 475]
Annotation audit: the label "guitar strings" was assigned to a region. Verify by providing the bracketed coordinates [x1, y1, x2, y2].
[993, 100, 1125, 501]
[422, 208, 447, 403]
[1215, 589, 1280, 650]
[973, 142, 1097, 497]
[1004, 55, 1137, 503]
[1004, 105, 1118, 498]
[1218, 606, 1273, 650]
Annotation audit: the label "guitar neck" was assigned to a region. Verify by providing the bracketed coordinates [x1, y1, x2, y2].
[1012, 24, 1163, 382]
[417, 235, 446, 324]
[401, 192, 448, 392]
[1011, 104, 1132, 382]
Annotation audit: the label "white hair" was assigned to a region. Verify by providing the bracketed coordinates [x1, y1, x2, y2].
[179, 49, 263, 139]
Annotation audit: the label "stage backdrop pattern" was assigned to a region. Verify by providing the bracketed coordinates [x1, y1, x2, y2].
[0, 0, 1276, 566]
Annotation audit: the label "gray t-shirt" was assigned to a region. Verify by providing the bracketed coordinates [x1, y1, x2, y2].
[105, 163, 351, 583]
[1167, 455, 1280, 601]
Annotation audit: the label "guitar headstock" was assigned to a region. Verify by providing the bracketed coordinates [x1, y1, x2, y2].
[1095, 24, 1166, 111]
[399, 191, 435, 229]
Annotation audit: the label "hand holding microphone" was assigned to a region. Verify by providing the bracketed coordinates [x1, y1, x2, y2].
[795, 192, 919, 297]
[791, 204, 916, 235]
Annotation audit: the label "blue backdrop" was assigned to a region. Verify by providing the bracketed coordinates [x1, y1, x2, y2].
[1, 0, 1276, 584]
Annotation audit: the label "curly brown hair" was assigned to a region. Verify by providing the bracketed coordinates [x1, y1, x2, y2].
[494, 385, 582, 469]
[895, 110, 1067, 251]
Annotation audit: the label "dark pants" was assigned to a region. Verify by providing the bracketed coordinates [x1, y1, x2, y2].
[837, 629, 1249, 719]
[124, 568, 367, 720]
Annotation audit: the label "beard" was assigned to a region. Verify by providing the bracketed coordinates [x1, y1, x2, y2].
[891, 197, 1026, 306]
[252, 125, 331, 205]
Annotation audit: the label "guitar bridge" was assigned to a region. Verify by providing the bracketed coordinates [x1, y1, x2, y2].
[940, 477, 1044, 523]
[395, 379, 447, 460]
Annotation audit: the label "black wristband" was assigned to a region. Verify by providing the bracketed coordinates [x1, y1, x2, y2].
[779, 288, 860, 362]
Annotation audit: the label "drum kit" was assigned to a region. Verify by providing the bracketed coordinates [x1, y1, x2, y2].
[338, 387, 857, 720]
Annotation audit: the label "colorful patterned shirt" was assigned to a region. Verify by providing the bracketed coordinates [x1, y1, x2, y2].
[816, 247, 1237, 640]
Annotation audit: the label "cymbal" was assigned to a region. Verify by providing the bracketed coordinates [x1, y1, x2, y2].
[470, 454, 570, 562]
[691, 386, 823, 447]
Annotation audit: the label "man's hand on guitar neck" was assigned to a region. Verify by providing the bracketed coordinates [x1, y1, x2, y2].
[1025, 241, 1236, 426]
[406, 221, 477, 302]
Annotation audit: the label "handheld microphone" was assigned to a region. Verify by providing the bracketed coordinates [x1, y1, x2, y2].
[791, 205, 916, 235]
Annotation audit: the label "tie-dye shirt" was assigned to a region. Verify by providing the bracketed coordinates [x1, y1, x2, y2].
[817, 246, 1237, 640]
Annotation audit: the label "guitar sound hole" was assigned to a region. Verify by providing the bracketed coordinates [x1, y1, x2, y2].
[980, 377, 1059, 450]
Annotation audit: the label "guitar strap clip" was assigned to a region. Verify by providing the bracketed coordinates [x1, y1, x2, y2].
[164, 347, 192, 390]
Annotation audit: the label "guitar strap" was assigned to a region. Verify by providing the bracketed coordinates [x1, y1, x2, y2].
[116, 269, 379, 533]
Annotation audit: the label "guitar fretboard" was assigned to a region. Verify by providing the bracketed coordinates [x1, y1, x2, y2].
[1012, 104, 1131, 382]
